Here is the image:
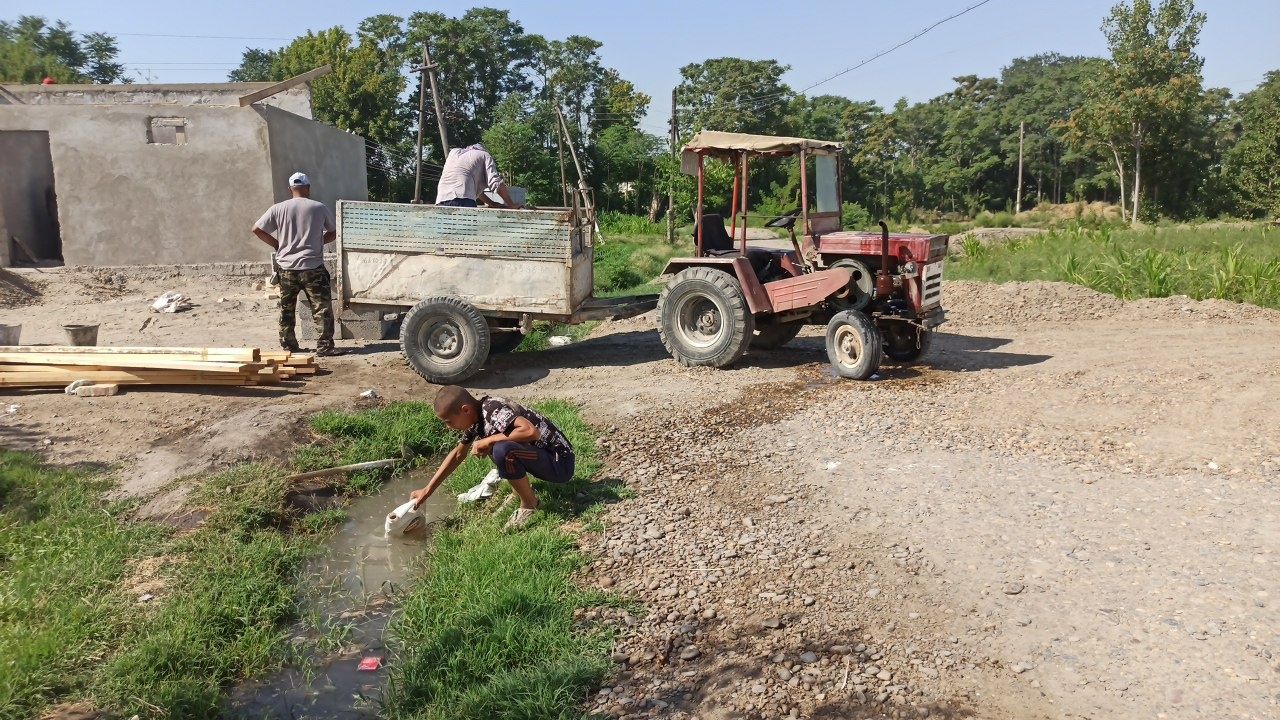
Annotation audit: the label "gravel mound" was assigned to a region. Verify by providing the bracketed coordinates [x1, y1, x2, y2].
[0, 268, 45, 309]
[944, 280, 1280, 327]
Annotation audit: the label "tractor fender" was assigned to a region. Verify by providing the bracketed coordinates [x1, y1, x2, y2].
[660, 257, 771, 314]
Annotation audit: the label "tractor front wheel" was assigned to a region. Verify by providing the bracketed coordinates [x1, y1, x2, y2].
[825, 310, 882, 380]
[401, 297, 491, 384]
[882, 323, 933, 363]
[658, 267, 754, 368]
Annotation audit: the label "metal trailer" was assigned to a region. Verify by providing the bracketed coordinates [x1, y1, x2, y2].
[334, 200, 655, 384]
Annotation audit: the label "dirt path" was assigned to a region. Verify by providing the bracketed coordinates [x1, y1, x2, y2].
[3, 270, 1278, 718]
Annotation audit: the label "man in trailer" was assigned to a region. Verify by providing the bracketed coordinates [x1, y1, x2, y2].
[434, 143, 521, 208]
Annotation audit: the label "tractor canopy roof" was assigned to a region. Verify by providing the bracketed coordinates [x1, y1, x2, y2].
[681, 131, 842, 160]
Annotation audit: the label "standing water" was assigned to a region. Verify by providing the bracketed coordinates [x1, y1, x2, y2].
[226, 467, 455, 719]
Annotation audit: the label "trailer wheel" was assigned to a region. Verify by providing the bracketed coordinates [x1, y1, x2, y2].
[658, 267, 754, 368]
[882, 323, 933, 363]
[825, 310, 882, 380]
[401, 297, 491, 384]
[752, 320, 804, 349]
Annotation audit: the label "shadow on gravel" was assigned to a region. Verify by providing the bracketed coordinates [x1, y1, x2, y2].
[932, 333, 1052, 372]
[474, 330, 836, 389]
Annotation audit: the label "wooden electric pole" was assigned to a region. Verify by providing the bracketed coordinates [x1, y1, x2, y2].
[411, 46, 429, 204]
[667, 87, 678, 245]
[411, 43, 450, 204]
[1015, 120, 1025, 214]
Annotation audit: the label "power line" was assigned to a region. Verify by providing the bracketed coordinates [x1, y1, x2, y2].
[697, 0, 997, 117]
[795, 0, 995, 96]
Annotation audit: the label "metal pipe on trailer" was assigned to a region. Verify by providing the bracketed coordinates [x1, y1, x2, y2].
[740, 152, 749, 255]
[696, 154, 705, 256]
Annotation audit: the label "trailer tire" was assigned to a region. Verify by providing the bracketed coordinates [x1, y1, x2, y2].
[752, 320, 804, 349]
[658, 267, 754, 368]
[882, 323, 933, 363]
[825, 310, 882, 380]
[401, 297, 491, 384]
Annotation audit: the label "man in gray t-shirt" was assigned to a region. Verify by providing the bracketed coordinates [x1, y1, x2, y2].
[252, 172, 342, 355]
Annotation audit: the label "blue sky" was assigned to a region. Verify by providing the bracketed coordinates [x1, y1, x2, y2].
[19, 0, 1280, 133]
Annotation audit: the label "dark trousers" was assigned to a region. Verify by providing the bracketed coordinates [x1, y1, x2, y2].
[278, 266, 334, 351]
[491, 441, 575, 484]
[437, 198, 477, 208]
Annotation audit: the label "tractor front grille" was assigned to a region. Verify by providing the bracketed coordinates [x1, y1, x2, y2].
[921, 261, 944, 309]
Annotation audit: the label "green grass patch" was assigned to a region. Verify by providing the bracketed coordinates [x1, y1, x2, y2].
[301, 399, 623, 720]
[948, 223, 1280, 308]
[0, 456, 329, 719]
[297, 403, 458, 492]
[598, 211, 664, 236]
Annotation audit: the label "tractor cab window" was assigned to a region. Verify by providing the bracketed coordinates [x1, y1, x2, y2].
[814, 154, 839, 214]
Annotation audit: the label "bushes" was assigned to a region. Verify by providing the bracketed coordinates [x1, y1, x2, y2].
[949, 223, 1280, 307]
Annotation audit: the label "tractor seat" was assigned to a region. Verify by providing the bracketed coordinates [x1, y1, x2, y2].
[694, 213, 789, 282]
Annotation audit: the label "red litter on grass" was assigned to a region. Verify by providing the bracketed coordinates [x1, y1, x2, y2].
[357, 656, 383, 671]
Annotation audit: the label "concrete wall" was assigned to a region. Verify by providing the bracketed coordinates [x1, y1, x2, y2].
[0, 104, 276, 265]
[0, 100, 365, 267]
[0, 130, 60, 263]
[260, 105, 367, 206]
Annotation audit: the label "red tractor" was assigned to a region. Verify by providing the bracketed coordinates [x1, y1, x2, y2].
[657, 131, 947, 379]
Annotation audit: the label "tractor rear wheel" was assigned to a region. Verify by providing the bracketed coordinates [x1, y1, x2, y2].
[882, 323, 933, 363]
[401, 297, 491, 384]
[658, 267, 754, 368]
[825, 310, 882, 380]
[752, 320, 804, 349]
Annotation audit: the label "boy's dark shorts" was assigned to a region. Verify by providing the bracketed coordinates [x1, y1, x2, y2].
[491, 441, 575, 484]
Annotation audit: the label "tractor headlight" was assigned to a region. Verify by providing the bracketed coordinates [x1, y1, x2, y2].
[901, 261, 918, 275]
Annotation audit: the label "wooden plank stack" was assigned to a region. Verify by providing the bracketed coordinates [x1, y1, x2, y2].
[0, 346, 320, 389]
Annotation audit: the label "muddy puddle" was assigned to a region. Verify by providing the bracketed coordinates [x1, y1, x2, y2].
[225, 468, 455, 719]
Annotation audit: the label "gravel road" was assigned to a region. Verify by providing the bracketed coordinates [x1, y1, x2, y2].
[2, 268, 1277, 718]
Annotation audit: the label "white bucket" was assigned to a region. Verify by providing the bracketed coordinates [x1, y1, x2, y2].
[63, 324, 99, 346]
[385, 499, 426, 536]
[0, 324, 20, 345]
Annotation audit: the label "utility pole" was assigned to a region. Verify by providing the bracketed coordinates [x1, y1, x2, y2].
[411, 42, 450, 204]
[667, 87, 678, 244]
[1015, 120, 1025, 214]
[411, 46, 428, 204]
[554, 93, 569, 207]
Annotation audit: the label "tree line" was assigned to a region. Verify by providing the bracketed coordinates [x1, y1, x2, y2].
[3, 1, 1277, 222]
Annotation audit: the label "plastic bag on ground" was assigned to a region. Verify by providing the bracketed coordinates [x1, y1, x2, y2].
[457, 469, 503, 503]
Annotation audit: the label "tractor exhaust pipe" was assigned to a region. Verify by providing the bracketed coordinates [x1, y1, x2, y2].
[875, 220, 893, 299]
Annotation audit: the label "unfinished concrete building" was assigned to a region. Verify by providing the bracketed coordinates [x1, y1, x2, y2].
[0, 68, 367, 267]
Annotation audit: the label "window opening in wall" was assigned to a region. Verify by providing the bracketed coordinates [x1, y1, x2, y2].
[148, 117, 187, 145]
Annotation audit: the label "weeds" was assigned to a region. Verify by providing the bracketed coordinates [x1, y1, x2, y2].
[0, 457, 328, 719]
[948, 223, 1280, 308]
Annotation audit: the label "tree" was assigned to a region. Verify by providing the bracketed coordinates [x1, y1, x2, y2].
[676, 58, 793, 136]
[0, 16, 125, 84]
[405, 8, 537, 162]
[1223, 71, 1280, 217]
[1067, 0, 1208, 222]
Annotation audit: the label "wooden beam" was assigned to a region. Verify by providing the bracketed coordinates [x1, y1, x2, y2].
[0, 354, 258, 372]
[0, 346, 260, 362]
[0, 369, 277, 388]
[238, 65, 332, 107]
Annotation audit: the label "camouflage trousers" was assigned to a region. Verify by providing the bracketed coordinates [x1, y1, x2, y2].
[278, 266, 334, 351]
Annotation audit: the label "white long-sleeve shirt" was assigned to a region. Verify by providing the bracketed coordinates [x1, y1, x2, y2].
[434, 144, 504, 203]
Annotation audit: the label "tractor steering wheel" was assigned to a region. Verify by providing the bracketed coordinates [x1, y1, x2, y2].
[765, 211, 800, 229]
